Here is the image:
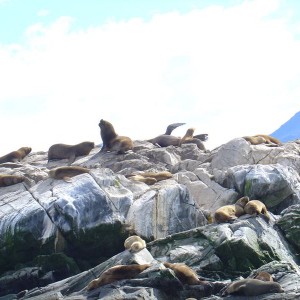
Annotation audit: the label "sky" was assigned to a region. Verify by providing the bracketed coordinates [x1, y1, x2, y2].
[0, 0, 300, 155]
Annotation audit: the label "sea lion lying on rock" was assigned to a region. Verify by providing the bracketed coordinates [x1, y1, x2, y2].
[124, 235, 146, 253]
[99, 119, 133, 154]
[243, 134, 282, 146]
[221, 278, 283, 296]
[48, 166, 90, 182]
[253, 271, 274, 282]
[214, 196, 249, 223]
[86, 264, 151, 291]
[244, 199, 270, 222]
[0, 174, 25, 187]
[0, 147, 31, 164]
[126, 171, 173, 185]
[163, 262, 207, 285]
[48, 142, 94, 164]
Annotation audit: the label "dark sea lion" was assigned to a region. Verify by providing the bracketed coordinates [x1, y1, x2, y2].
[165, 122, 186, 135]
[99, 119, 133, 154]
[214, 196, 249, 223]
[48, 142, 94, 164]
[0, 147, 32, 164]
[48, 166, 90, 182]
[86, 264, 151, 291]
[253, 271, 273, 282]
[124, 235, 146, 253]
[222, 278, 283, 296]
[0, 174, 25, 187]
[244, 199, 270, 222]
[163, 262, 206, 285]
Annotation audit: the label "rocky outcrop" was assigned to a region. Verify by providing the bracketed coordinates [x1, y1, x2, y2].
[1, 138, 300, 298]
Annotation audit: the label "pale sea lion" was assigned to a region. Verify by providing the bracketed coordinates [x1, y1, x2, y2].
[86, 264, 151, 291]
[126, 174, 157, 185]
[0, 174, 25, 187]
[124, 235, 146, 253]
[48, 142, 94, 164]
[214, 196, 249, 223]
[253, 271, 274, 282]
[48, 166, 90, 182]
[222, 278, 283, 296]
[163, 262, 206, 285]
[99, 119, 133, 154]
[243, 136, 267, 145]
[244, 199, 270, 222]
[0, 147, 32, 164]
[137, 171, 172, 182]
[254, 134, 282, 145]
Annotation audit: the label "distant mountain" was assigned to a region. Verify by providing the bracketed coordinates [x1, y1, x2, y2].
[271, 111, 300, 142]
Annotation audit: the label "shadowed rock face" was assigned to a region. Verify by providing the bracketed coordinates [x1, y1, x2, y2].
[1, 138, 300, 298]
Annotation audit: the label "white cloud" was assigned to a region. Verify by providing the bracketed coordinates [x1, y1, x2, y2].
[0, 0, 300, 155]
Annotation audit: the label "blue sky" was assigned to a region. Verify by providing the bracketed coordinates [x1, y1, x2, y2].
[0, 0, 300, 154]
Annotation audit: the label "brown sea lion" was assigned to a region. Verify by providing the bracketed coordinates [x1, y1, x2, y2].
[86, 264, 151, 291]
[179, 128, 206, 150]
[0, 147, 32, 164]
[99, 119, 133, 154]
[243, 136, 267, 145]
[253, 271, 274, 282]
[48, 166, 90, 182]
[222, 278, 283, 296]
[0, 174, 25, 187]
[244, 199, 270, 222]
[165, 122, 186, 135]
[126, 174, 157, 185]
[163, 262, 206, 285]
[254, 134, 282, 145]
[48, 142, 94, 164]
[124, 235, 146, 253]
[214, 196, 249, 223]
[138, 171, 173, 182]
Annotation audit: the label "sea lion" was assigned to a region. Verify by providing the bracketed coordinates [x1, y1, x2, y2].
[48, 166, 90, 182]
[243, 136, 267, 145]
[179, 128, 206, 151]
[254, 134, 282, 145]
[214, 196, 249, 223]
[0, 147, 32, 164]
[222, 278, 283, 296]
[126, 174, 157, 185]
[163, 262, 206, 285]
[165, 122, 186, 135]
[48, 142, 94, 164]
[86, 264, 151, 291]
[99, 119, 133, 154]
[244, 199, 270, 222]
[124, 235, 146, 253]
[253, 271, 273, 282]
[139, 171, 173, 181]
[0, 174, 25, 187]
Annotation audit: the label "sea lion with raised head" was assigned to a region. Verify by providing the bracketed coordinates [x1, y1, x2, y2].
[253, 271, 274, 282]
[48, 166, 90, 182]
[124, 235, 146, 253]
[179, 128, 206, 151]
[163, 262, 207, 285]
[214, 196, 249, 223]
[0, 147, 32, 164]
[86, 264, 151, 291]
[222, 278, 283, 296]
[0, 174, 25, 187]
[48, 142, 94, 164]
[99, 119, 133, 154]
[244, 199, 270, 222]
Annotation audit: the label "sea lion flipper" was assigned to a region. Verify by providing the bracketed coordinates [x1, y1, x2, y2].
[63, 176, 72, 183]
[193, 134, 208, 141]
[165, 123, 185, 135]
[68, 154, 76, 165]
